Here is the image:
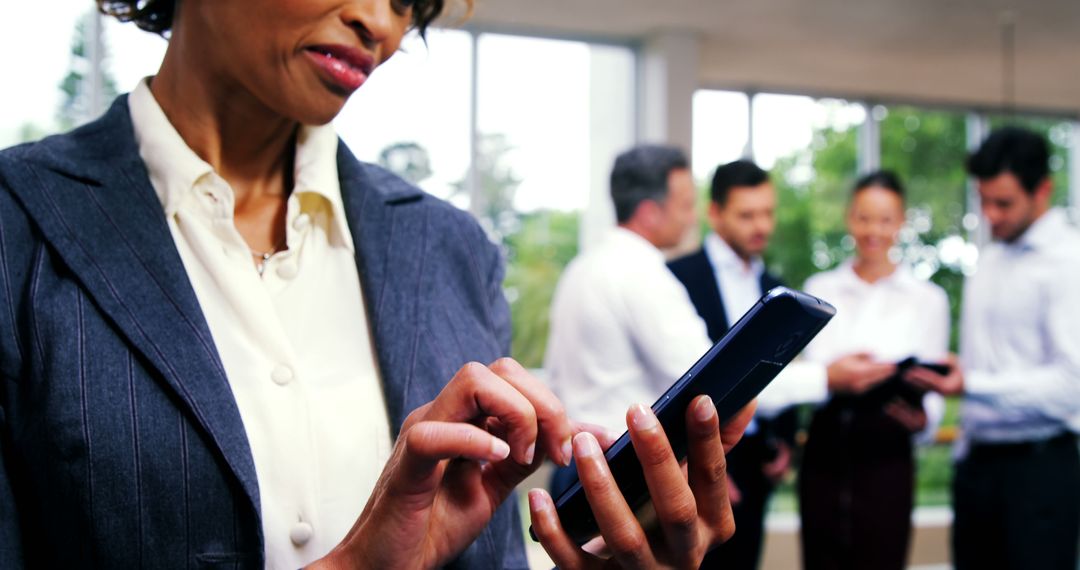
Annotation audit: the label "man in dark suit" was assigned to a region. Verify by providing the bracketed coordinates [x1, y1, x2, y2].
[668, 160, 796, 570]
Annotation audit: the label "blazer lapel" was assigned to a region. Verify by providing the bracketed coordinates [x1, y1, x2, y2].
[8, 97, 260, 516]
[693, 250, 730, 341]
[337, 146, 430, 434]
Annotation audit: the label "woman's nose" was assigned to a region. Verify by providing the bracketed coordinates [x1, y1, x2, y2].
[342, 0, 399, 50]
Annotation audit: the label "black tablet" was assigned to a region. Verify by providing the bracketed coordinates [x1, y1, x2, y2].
[535, 286, 835, 545]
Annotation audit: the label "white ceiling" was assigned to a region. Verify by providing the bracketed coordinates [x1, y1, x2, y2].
[464, 0, 1080, 116]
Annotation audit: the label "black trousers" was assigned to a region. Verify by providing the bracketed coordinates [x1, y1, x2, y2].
[953, 432, 1080, 570]
[699, 432, 776, 570]
[798, 399, 916, 570]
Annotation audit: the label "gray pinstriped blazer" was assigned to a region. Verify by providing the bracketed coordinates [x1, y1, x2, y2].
[0, 96, 527, 568]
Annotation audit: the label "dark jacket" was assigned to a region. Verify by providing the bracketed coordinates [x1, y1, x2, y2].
[667, 248, 783, 343]
[0, 96, 526, 568]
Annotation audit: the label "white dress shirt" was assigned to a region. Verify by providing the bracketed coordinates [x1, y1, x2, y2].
[704, 233, 765, 329]
[544, 227, 712, 432]
[702, 235, 829, 418]
[802, 262, 949, 442]
[959, 208, 1080, 447]
[129, 80, 392, 569]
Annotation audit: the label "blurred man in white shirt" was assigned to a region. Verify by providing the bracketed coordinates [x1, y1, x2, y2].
[545, 145, 710, 437]
[909, 127, 1080, 570]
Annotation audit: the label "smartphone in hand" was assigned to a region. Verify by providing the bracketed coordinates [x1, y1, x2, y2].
[537, 286, 835, 544]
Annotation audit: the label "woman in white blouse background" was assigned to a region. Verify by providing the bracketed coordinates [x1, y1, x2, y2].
[797, 171, 950, 570]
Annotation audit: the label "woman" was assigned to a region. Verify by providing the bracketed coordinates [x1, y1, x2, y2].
[0, 0, 750, 568]
[798, 171, 949, 570]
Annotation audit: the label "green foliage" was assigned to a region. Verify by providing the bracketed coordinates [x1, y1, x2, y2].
[59, 12, 119, 130]
[436, 132, 578, 368]
[451, 133, 523, 240]
[765, 123, 858, 289]
[503, 211, 580, 368]
[17, 123, 48, 144]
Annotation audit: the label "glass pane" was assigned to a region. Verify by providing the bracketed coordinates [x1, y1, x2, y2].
[337, 29, 473, 208]
[1, 2, 118, 144]
[475, 34, 635, 368]
[105, 16, 168, 96]
[752, 94, 865, 289]
[692, 90, 750, 183]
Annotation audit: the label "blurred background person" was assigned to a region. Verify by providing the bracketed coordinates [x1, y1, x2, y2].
[798, 170, 949, 570]
[544, 144, 711, 482]
[909, 127, 1080, 570]
[669, 159, 831, 570]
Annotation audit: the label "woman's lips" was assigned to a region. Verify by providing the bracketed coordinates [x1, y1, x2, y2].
[304, 45, 375, 93]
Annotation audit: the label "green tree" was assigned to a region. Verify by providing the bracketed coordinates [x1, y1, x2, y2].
[453, 133, 523, 241]
[503, 211, 579, 368]
[59, 12, 119, 130]
[17, 123, 48, 144]
[448, 132, 579, 368]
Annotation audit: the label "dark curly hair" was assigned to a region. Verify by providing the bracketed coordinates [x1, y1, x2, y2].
[967, 126, 1050, 195]
[96, 0, 462, 38]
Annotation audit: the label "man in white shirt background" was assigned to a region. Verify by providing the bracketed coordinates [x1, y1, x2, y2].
[544, 145, 714, 495]
[909, 127, 1080, 570]
[668, 160, 889, 570]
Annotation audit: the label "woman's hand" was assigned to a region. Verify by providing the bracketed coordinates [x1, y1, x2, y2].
[905, 354, 965, 396]
[309, 358, 575, 569]
[827, 352, 897, 394]
[884, 398, 928, 432]
[528, 396, 756, 568]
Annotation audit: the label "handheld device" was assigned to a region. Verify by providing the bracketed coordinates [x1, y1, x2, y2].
[896, 357, 950, 377]
[873, 357, 951, 406]
[537, 286, 835, 544]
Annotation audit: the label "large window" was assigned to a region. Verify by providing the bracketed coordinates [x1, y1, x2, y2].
[345, 31, 636, 369]
[475, 34, 636, 368]
[338, 29, 473, 206]
[753, 94, 865, 290]
[692, 90, 750, 182]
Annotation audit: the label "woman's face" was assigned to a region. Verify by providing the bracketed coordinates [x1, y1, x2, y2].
[180, 0, 414, 124]
[847, 186, 904, 263]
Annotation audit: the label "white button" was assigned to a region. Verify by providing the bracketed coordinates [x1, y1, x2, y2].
[271, 365, 294, 386]
[276, 262, 298, 280]
[289, 521, 313, 546]
[293, 213, 311, 232]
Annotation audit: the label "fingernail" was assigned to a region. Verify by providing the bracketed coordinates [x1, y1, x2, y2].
[523, 442, 536, 465]
[491, 437, 511, 460]
[695, 396, 716, 422]
[573, 432, 601, 458]
[528, 488, 549, 512]
[560, 437, 573, 467]
[629, 403, 658, 430]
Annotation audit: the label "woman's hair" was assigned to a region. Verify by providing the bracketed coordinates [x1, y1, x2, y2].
[852, 169, 905, 202]
[96, 0, 465, 38]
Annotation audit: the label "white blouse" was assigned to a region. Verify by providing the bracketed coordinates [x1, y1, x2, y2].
[130, 80, 391, 568]
[803, 262, 950, 442]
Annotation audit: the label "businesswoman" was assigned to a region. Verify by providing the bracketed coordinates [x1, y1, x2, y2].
[798, 171, 949, 570]
[0, 0, 751, 567]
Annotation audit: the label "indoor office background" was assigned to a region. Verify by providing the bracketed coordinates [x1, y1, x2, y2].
[2, 1, 1077, 568]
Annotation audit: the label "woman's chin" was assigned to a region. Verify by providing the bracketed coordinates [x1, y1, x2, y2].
[291, 101, 347, 126]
